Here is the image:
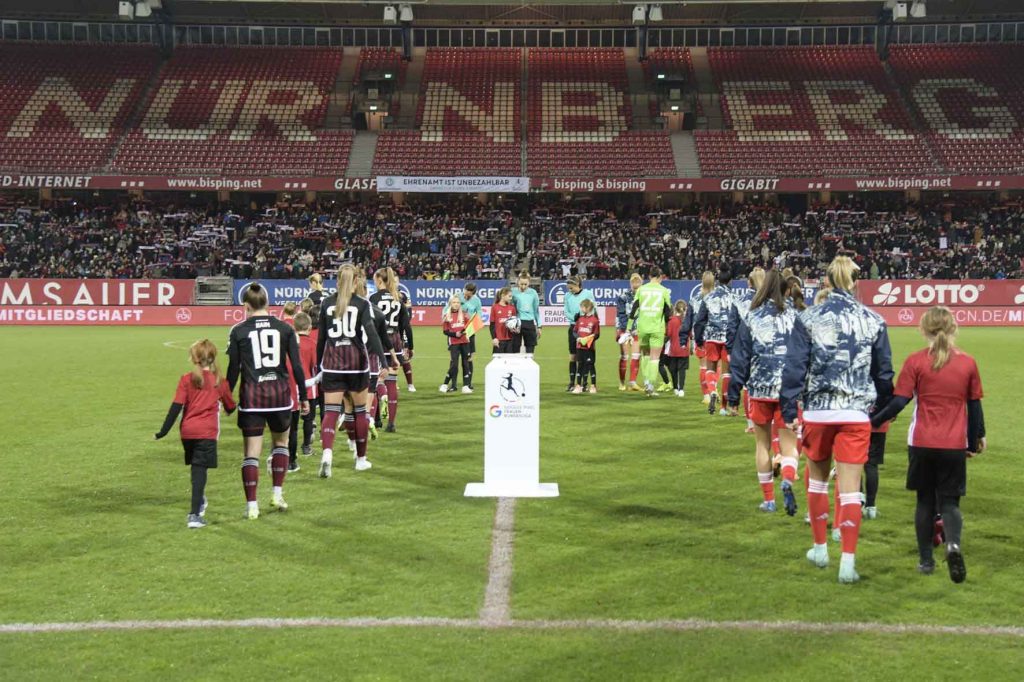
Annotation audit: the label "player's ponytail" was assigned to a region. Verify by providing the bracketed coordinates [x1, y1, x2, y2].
[922, 306, 958, 370]
[786, 276, 807, 311]
[826, 256, 859, 293]
[748, 266, 765, 292]
[700, 271, 714, 296]
[751, 269, 787, 313]
[385, 267, 400, 300]
[189, 339, 220, 389]
[335, 264, 355, 319]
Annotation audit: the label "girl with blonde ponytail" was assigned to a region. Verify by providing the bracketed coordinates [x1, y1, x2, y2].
[154, 339, 237, 529]
[871, 306, 986, 583]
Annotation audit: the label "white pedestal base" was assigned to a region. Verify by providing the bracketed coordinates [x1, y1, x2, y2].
[464, 482, 560, 498]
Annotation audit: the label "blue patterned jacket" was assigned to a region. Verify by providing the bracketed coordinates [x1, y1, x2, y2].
[725, 289, 755, 353]
[727, 303, 798, 404]
[780, 289, 894, 423]
[693, 285, 736, 345]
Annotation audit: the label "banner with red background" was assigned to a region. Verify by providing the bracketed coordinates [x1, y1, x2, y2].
[0, 279, 195, 306]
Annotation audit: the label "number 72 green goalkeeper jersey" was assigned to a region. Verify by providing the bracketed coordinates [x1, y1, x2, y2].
[633, 281, 672, 333]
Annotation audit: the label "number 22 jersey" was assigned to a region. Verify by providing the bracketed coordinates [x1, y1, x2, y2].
[226, 314, 306, 412]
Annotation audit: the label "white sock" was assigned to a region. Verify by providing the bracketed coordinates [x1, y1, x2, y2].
[840, 552, 856, 564]
[272, 486, 282, 498]
[813, 543, 827, 552]
[247, 501, 258, 512]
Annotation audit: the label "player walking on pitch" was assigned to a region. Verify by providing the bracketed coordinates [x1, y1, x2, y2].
[226, 284, 309, 519]
[630, 266, 673, 397]
[694, 267, 737, 415]
[616, 273, 643, 391]
[781, 256, 894, 583]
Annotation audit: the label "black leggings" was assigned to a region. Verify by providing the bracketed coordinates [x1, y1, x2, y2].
[445, 344, 472, 389]
[915, 489, 963, 563]
[667, 356, 689, 390]
[288, 411, 300, 464]
[576, 348, 596, 387]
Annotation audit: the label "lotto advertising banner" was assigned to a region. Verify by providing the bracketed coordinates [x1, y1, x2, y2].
[858, 280, 1024, 307]
[876, 306, 1024, 327]
[0, 279, 194, 306]
[377, 176, 530, 194]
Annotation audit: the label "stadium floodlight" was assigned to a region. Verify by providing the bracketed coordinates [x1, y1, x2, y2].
[383, 5, 398, 24]
[134, 1, 152, 18]
[669, 104, 680, 112]
[648, 4, 663, 22]
[910, 0, 926, 18]
[632, 5, 647, 24]
[383, 72, 394, 80]
[399, 4, 414, 22]
[118, 1, 134, 19]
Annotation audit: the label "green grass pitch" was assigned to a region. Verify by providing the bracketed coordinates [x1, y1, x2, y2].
[1, 325, 1023, 679]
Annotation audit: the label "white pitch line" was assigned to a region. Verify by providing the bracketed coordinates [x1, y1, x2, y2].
[480, 497, 517, 625]
[2, 616, 1023, 637]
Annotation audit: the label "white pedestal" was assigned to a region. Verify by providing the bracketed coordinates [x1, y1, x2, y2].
[464, 355, 559, 498]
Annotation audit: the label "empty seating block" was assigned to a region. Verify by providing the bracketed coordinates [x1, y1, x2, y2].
[373, 48, 521, 176]
[696, 46, 937, 177]
[113, 47, 351, 176]
[0, 44, 159, 173]
[527, 48, 675, 177]
[889, 45, 1024, 174]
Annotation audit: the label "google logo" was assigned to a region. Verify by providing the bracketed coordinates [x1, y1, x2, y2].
[488, 405, 503, 418]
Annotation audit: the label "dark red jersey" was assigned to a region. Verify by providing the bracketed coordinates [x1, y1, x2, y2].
[573, 313, 601, 349]
[299, 333, 319, 400]
[444, 314, 470, 346]
[227, 314, 307, 412]
[490, 303, 516, 342]
[894, 348, 983, 449]
[317, 294, 385, 375]
[666, 316, 690, 358]
[173, 370, 236, 440]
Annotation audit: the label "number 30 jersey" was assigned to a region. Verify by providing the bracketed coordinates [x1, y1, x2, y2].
[226, 314, 307, 412]
[317, 294, 386, 376]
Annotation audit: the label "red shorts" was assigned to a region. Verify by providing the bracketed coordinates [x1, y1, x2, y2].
[749, 399, 785, 428]
[705, 341, 728, 363]
[694, 344, 705, 359]
[801, 422, 871, 465]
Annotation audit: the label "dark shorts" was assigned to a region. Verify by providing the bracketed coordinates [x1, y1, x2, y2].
[322, 371, 370, 394]
[369, 355, 380, 390]
[907, 446, 967, 497]
[496, 339, 513, 354]
[238, 409, 292, 438]
[183, 439, 218, 468]
[388, 332, 406, 359]
[520, 321, 538, 351]
[568, 327, 578, 354]
[868, 431, 887, 466]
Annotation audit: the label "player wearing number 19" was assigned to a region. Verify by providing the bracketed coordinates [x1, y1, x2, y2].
[318, 265, 388, 477]
[226, 284, 310, 520]
[629, 266, 673, 397]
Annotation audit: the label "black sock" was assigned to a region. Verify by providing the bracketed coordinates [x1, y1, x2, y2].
[190, 465, 207, 516]
[659, 361, 670, 383]
[915, 489, 937, 563]
[589, 368, 597, 387]
[939, 496, 963, 547]
[569, 361, 577, 385]
[864, 462, 879, 507]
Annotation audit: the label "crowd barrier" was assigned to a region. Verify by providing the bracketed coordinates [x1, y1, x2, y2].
[1, 278, 1022, 327]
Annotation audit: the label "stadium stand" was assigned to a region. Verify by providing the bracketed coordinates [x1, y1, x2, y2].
[889, 44, 1024, 175]
[526, 48, 676, 177]
[3, 199, 1020, 282]
[696, 46, 938, 177]
[112, 47, 352, 176]
[372, 48, 522, 176]
[0, 44, 160, 173]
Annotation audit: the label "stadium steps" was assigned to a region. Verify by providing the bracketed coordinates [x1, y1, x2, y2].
[325, 49, 360, 129]
[671, 131, 702, 177]
[689, 48, 725, 130]
[881, 59, 943, 171]
[345, 131, 378, 177]
[395, 53, 424, 129]
[101, 53, 168, 172]
[625, 50, 654, 130]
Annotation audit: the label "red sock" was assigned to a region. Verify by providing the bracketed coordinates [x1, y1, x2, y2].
[721, 373, 731, 405]
[271, 446, 288, 487]
[375, 383, 387, 420]
[838, 492, 863, 554]
[386, 379, 399, 425]
[401, 361, 413, 385]
[699, 368, 707, 393]
[354, 406, 369, 458]
[343, 411, 356, 443]
[321, 404, 341, 450]
[370, 386, 379, 420]
[618, 357, 627, 383]
[705, 370, 718, 396]
[241, 457, 259, 502]
[807, 478, 830, 545]
[758, 471, 775, 502]
[629, 355, 640, 383]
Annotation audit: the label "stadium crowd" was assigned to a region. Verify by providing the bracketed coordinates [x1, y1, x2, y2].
[1, 197, 1022, 281]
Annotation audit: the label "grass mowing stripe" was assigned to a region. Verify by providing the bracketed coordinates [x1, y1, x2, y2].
[481, 497, 517, 624]
[3, 616, 1024, 637]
